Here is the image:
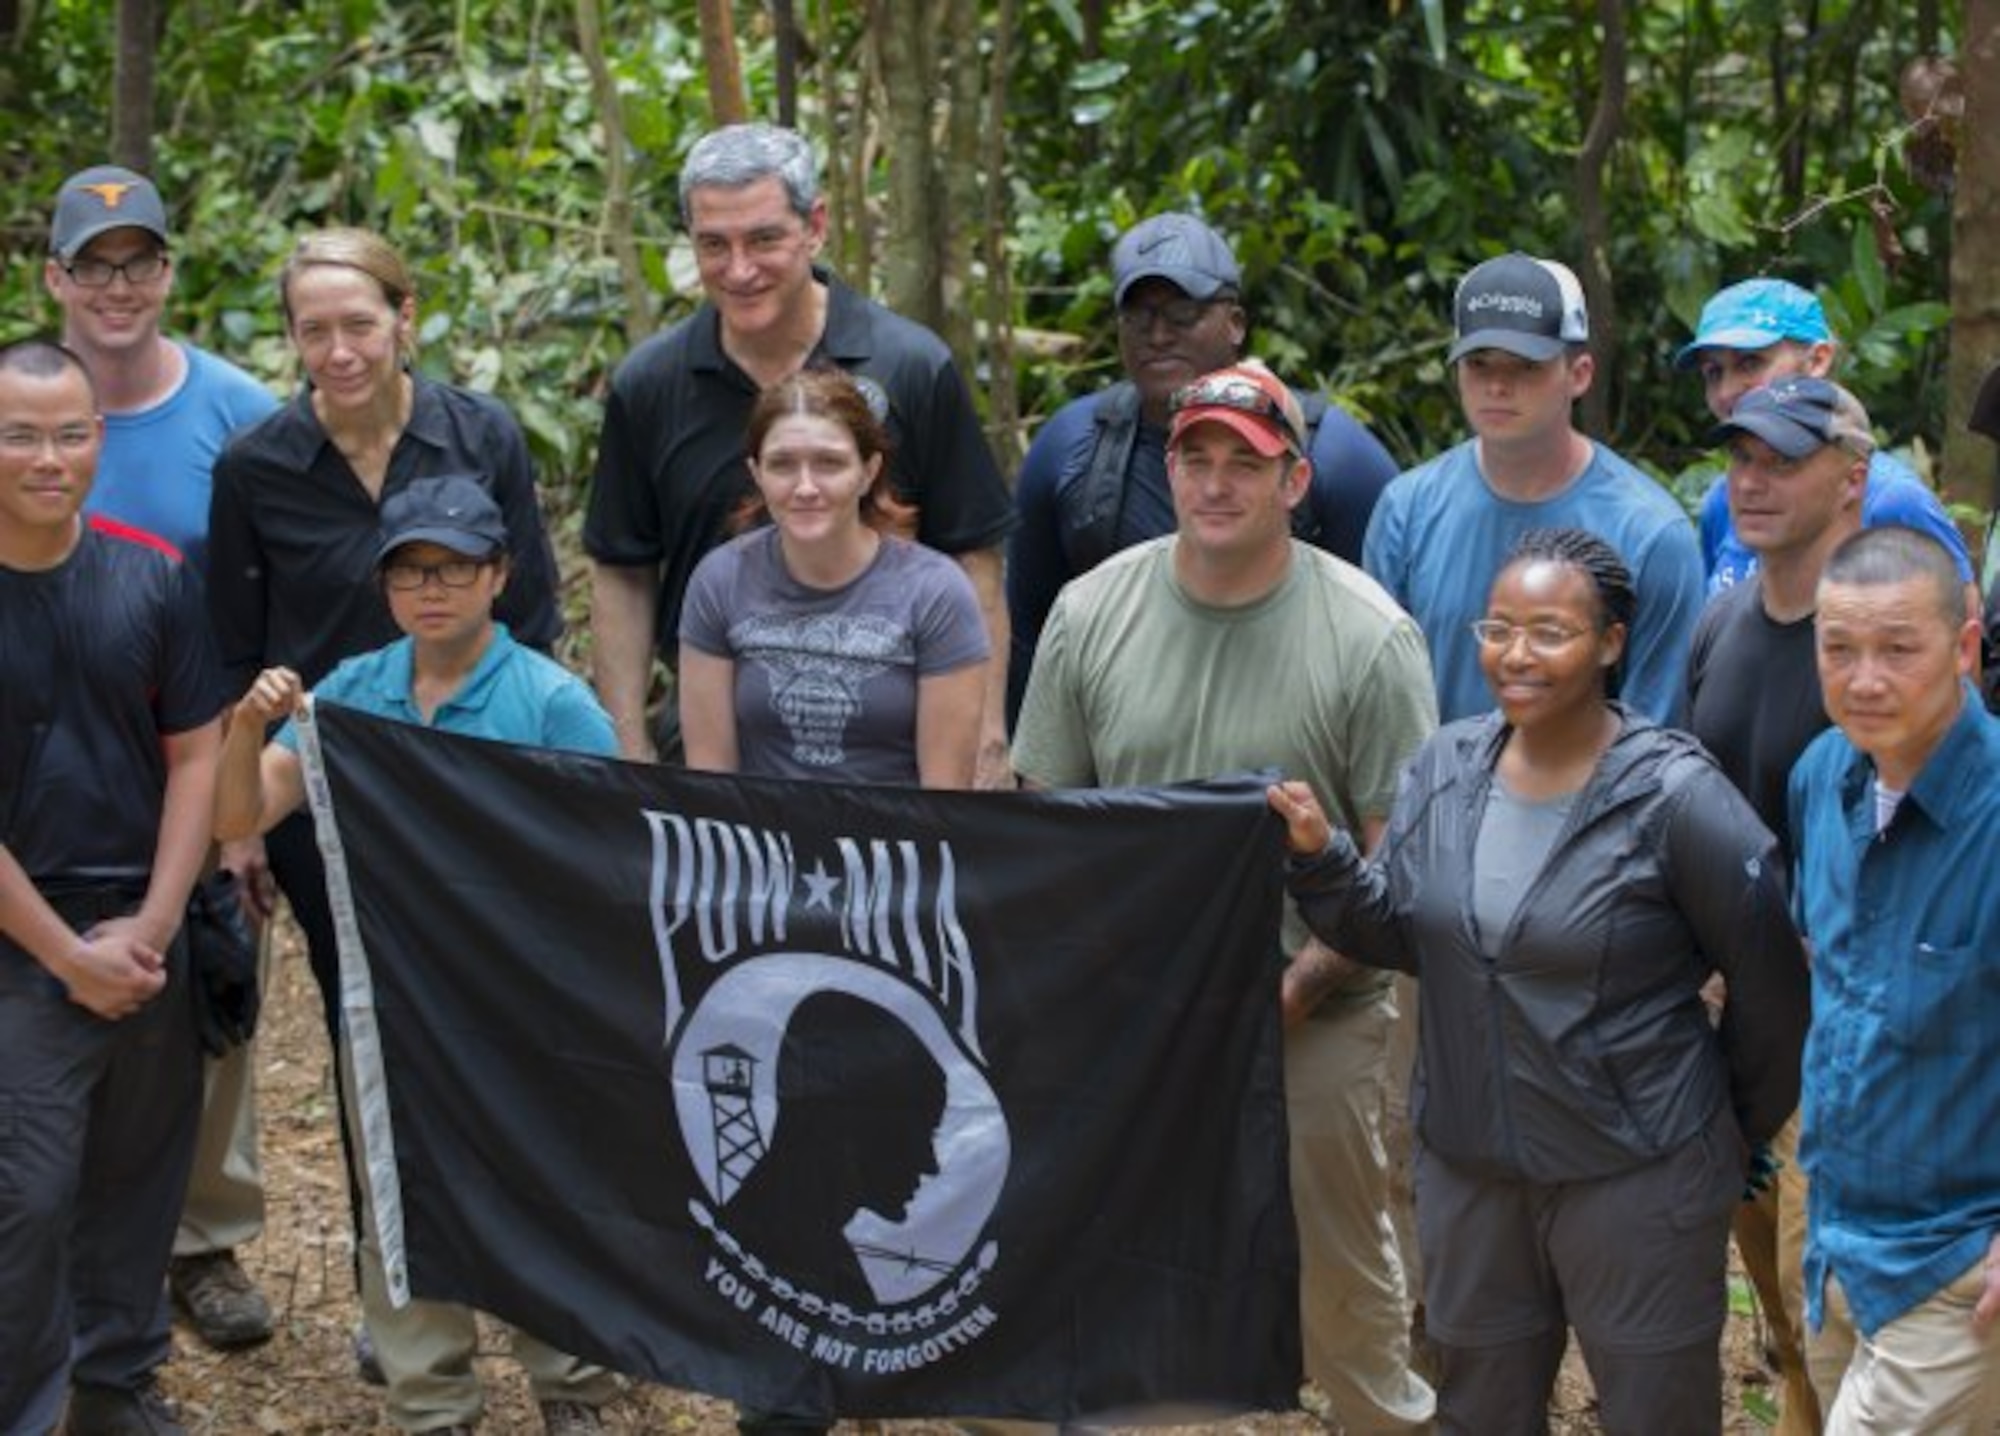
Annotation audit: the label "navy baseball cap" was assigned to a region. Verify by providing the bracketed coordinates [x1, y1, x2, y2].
[1449, 253, 1590, 363]
[51, 166, 170, 261]
[1112, 214, 1242, 306]
[1675, 279, 1833, 369]
[376, 476, 507, 564]
[1708, 377, 1874, 459]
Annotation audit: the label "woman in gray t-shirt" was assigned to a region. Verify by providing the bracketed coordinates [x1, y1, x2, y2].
[678, 369, 989, 787]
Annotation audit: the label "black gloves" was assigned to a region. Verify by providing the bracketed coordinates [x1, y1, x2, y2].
[185, 871, 261, 1056]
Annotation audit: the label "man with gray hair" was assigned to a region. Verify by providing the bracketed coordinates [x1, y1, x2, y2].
[586, 122, 1015, 778]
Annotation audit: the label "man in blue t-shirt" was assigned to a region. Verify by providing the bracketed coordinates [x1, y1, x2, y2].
[1365, 252, 1703, 723]
[1675, 277, 1974, 604]
[46, 163, 283, 1351]
[1005, 213, 1399, 724]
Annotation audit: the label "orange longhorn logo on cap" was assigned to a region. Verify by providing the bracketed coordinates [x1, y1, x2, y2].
[79, 182, 137, 209]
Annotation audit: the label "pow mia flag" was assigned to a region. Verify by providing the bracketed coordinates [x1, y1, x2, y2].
[300, 703, 1301, 1422]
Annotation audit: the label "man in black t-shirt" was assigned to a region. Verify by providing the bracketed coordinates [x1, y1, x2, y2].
[584, 122, 1015, 780]
[0, 339, 226, 1436]
[1683, 375, 1871, 1435]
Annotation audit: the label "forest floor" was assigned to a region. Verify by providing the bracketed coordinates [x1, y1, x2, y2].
[153, 920, 1782, 1434]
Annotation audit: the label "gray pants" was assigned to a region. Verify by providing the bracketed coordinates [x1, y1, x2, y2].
[1416, 1105, 1744, 1435]
[0, 892, 202, 1436]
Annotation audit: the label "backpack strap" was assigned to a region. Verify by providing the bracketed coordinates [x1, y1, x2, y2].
[1060, 383, 1145, 573]
[1062, 382, 1333, 566]
[1289, 391, 1328, 547]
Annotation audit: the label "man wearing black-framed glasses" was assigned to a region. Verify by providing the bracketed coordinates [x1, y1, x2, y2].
[1005, 213, 1398, 726]
[44, 164, 284, 1356]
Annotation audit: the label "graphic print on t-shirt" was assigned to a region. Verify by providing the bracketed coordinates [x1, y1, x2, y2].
[734, 612, 911, 768]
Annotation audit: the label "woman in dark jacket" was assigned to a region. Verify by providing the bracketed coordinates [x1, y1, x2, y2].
[1269, 527, 1810, 1436]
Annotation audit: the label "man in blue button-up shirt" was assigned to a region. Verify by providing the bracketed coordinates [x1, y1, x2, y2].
[1789, 525, 2000, 1431]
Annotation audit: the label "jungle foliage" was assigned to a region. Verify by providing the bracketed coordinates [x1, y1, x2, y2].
[0, 0, 1968, 518]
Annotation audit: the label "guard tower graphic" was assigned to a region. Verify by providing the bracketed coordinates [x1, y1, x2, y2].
[701, 1042, 765, 1202]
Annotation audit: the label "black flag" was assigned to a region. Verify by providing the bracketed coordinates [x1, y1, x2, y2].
[302, 703, 1300, 1422]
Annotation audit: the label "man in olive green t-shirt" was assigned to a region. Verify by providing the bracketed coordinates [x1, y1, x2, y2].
[1014, 361, 1437, 1430]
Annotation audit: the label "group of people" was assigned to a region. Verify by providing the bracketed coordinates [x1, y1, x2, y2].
[2, 116, 1997, 1436]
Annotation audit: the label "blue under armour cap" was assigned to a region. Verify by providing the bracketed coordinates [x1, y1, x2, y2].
[1675, 279, 1832, 369]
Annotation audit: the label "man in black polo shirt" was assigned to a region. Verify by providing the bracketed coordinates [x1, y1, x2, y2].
[0, 338, 226, 1436]
[585, 122, 1016, 780]
[1682, 375, 1873, 1434]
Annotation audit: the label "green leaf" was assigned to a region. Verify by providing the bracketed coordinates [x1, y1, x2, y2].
[1851, 221, 1888, 320]
[1420, 0, 1449, 63]
[1043, 0, 1085, 47]
[414, 111, 460, 164]
[1070, 58, 1131, 92]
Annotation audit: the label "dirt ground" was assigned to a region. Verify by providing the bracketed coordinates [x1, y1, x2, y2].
[154, 920, 1782, 1434]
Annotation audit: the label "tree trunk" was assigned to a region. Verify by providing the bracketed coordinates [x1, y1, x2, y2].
[773, 0, 799, 128]
[1944, 0, 2000, 514]
[938, 0, 981, 368]
[875, 0, 943, 333]
[573, 0, 653, 343]
[982, 0, 1021, 472]
[1575, 0, 1625, 438]
[696, 0, 748, 126]
[112, 0, 157, 172]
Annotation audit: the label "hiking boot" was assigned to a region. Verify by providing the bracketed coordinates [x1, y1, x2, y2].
[355, 1324, 387, 1386]
[65, 1379, 186, 1436]
[540, 1401, 606, 1436]
[168, 1249, 274, 1348]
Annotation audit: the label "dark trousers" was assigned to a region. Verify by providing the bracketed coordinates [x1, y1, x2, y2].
[1417, 1105, 1743, 1436]
[0, 891, 201, 1436]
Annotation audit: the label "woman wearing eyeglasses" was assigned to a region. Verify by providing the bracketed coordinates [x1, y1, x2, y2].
[1267, 527, 1811, 1435]
[207, 227, 564, 1026]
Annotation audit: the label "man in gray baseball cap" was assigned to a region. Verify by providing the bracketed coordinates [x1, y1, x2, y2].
[50, 165, 171, 261]
[1005, 212, 1398, 722]
[45, 162, 283, 1357]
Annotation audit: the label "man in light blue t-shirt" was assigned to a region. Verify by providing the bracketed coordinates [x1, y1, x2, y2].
[1675, 276, 1973, 602]
[1365, 252, 1703, 723]
[45, 164, 282, 1351]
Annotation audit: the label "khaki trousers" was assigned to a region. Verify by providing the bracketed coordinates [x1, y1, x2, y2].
[1819, 1261, 2000, 1435]
[1731, 1108, 1820, 1435]
[339, 1038, 619, 1429]
[173, 928, 272, 1255]
[1287, 988, 1435, 1433]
